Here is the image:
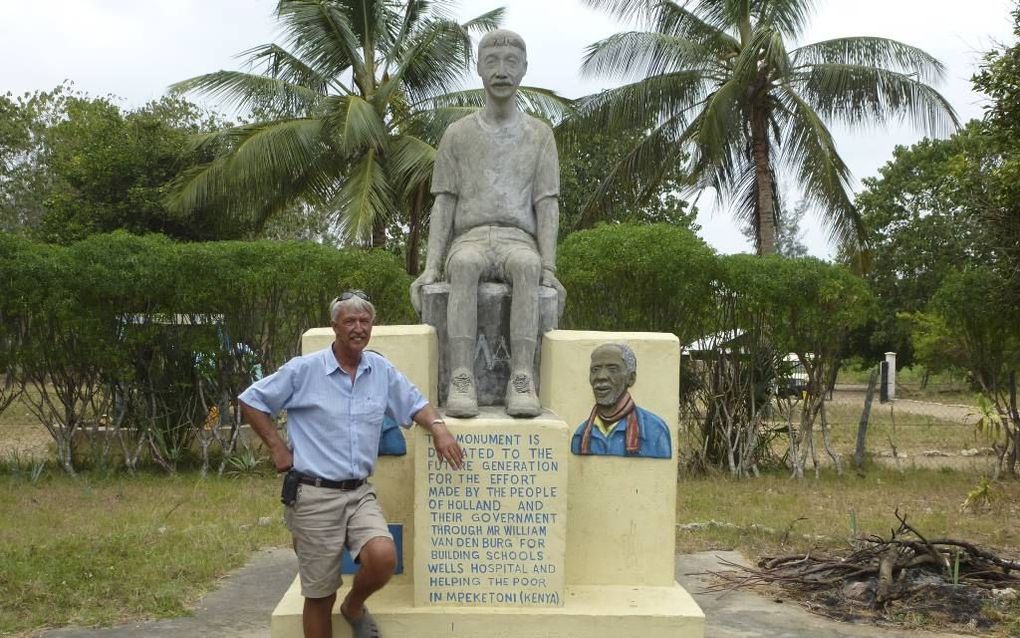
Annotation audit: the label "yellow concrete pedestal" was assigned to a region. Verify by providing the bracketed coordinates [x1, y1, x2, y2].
[271, 580, 703, 637]
[272, 327, 704, 637]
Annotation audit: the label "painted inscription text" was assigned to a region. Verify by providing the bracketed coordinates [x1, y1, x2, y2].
[422, 430, 565, 606]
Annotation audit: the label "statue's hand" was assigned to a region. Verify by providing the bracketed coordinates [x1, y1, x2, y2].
[542, 269, 566, 320]
[410, 268, 440, 315]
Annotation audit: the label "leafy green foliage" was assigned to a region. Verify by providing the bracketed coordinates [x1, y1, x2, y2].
[0, 233, 413, 474]
[557, 223, 719, 343]
[0, 85, 232, 242]
[907, 267, 1020, 476]
[38, 96, 231, 242]
[575, 0, 957, 254]
[850, 122, 999, 366]
[912, 268, 1020, 394]
[170, 0, 570, 251]
[557, 128, 698, 238]
[972, 5, 1020, 303]
[0, 86, 72, 234]
[719, 254, 872, 357]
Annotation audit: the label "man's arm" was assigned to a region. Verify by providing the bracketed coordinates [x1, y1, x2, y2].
[239, 401, 293, 473]
[410, 193, 456, 313]
[412, 403, 464, 470]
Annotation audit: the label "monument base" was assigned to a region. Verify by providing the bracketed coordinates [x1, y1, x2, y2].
[270, 580, 704, 638]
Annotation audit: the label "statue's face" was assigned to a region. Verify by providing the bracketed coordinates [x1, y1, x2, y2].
[477, 45, 527, 100]
[589, 347, 635, 407]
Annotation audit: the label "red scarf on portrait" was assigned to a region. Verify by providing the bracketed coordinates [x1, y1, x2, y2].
[578, 392, 640, 455]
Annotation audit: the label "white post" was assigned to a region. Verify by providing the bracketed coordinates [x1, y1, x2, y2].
[884, 352, 897, 401]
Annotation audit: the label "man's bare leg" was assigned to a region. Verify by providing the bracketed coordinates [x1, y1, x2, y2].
[340, 537, 397, 636]
[303, 592, 335, 638]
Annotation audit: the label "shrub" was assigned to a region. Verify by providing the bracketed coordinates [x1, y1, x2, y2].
[557, 223, 719, 344]
[0, 233, 413, 474]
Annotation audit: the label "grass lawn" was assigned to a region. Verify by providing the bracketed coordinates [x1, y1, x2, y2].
[0, 471, 289, 636]
[676, 465, 1020, 558]
[2, 465, 1016, 637]
[837, 365, 981, 406]
[824, 403, 979, 455]
[2, 390, 1016, 636]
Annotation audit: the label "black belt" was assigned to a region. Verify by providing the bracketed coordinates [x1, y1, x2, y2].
[295, 473, 366, 490]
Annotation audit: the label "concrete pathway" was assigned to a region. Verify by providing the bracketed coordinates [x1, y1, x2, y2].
[41, 549, 973, 638]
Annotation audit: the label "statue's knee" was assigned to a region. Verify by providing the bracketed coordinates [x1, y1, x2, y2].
[448, 250, 486, 280]
[507, 251, 541, 281]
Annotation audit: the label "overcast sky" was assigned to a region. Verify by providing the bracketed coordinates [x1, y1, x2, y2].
[2, 0, 1014, 256]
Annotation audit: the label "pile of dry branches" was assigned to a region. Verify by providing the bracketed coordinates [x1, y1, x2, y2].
[704, 511, 1020, 628]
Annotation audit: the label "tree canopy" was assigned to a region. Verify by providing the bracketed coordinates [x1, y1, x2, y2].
[574, 0, 957, 255]
[0, 85, 231, 242]
[169, 0, 569, 250]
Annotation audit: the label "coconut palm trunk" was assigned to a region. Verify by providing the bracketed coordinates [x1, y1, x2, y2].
[750, 101, 777, 255]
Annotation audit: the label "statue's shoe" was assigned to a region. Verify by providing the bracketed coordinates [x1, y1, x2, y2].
[505, 371, 541, 418]
[446, 367, 479, 418]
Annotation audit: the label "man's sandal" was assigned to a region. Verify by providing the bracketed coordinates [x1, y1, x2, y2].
[342, 603, 381, 638]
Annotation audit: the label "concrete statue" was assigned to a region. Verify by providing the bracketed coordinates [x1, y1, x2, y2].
[410, 29, 564, 419]
[571, 343, 672, 459]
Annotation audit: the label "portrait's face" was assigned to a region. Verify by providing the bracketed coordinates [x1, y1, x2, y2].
[332, 307, 373, 355]
[589, 347, 635, 407]
[477, 45, 527, 100]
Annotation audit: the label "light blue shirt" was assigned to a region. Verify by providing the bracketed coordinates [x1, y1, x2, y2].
[239, 347, 427, 481]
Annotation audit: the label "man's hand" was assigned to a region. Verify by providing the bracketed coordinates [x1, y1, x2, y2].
[240, 401, 293, 473]
[542, 268, 566, 319]
[410, 268, 440, 315]
[270, 445, 294, 473]
[430, 422, 464, 470]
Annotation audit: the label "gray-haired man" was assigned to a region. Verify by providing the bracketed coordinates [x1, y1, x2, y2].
[240, 291, 463, 638]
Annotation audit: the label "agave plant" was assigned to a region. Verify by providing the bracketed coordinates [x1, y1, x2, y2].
[576, 0, 958, 254]
[168, 0, 567, 255]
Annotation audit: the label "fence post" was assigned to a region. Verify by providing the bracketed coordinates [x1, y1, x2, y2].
[884, 352, 897, 401]
[854, 368, 879, 470]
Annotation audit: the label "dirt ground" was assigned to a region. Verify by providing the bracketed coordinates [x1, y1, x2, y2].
[830, 388, 977, 425]
[827, 388, 995, 472]
[0, 403, 51, 459]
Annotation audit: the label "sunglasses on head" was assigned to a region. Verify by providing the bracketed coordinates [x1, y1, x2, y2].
[334, 289, 370, 304]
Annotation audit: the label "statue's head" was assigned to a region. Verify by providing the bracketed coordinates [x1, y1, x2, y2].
[476, 29, 527, 101]
[589, 343, 637, 407]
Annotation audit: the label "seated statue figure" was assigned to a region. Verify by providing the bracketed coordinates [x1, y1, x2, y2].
[411, 29, 564, 419]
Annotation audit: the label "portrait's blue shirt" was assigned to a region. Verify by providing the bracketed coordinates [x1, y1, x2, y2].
[570, 406, 673, 459]
[239, 347, 426, 480]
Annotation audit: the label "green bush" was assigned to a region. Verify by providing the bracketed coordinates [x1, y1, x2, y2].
[718, 254, 873, 356]
[557, 223, 720, 344]
[0, 233, 413, 473]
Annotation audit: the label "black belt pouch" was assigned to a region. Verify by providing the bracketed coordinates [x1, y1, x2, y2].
[281, 469, 300, 506]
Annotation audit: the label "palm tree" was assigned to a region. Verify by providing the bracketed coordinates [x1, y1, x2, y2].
[576, 0, 958, 254]
[168, 0, 565, 261]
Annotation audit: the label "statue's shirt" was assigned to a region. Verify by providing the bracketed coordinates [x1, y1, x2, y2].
[431, 112, 559, 237]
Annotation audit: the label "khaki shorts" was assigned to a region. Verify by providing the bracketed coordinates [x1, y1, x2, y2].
[283, 482, 392, 598]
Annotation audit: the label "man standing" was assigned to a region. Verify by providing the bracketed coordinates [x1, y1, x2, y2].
[571, 343, 672, 459]
[410, 29, 564, 419]
[239, 291, 463, 638]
